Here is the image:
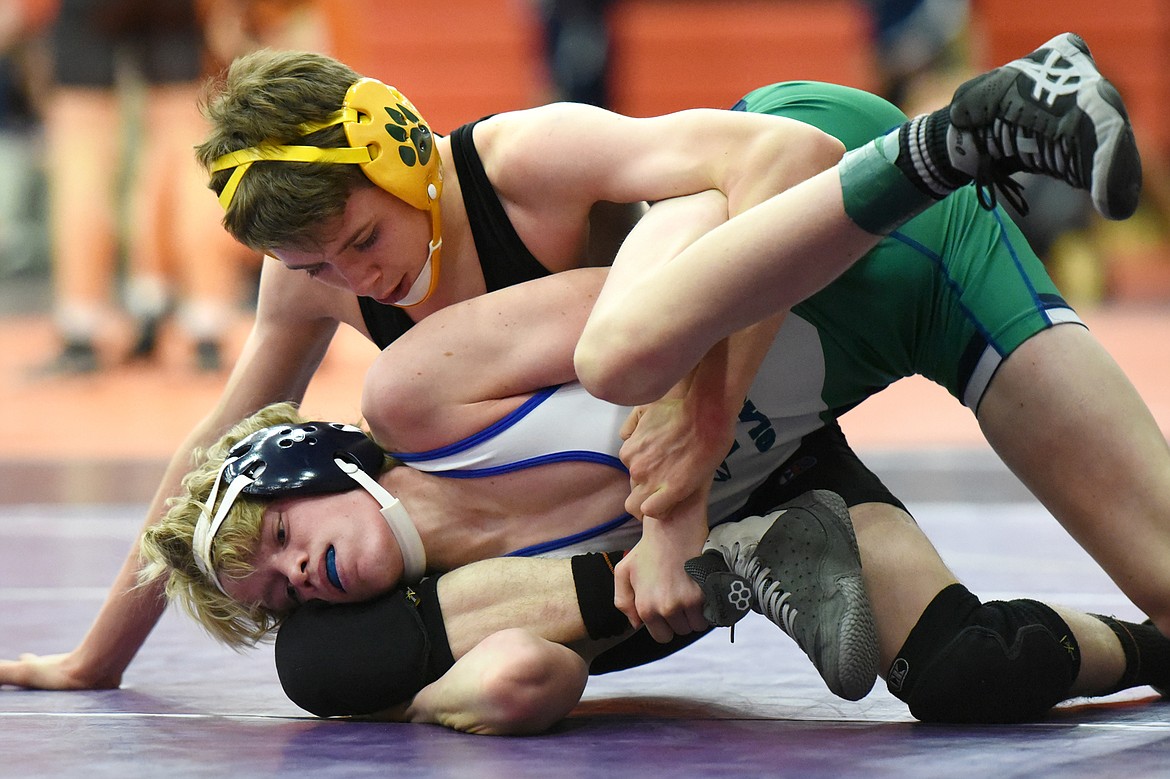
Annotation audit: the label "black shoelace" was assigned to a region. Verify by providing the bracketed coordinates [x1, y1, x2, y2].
[968, 117, 1085, 217]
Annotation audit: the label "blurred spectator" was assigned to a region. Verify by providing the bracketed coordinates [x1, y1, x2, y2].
[41, 0, 241, 374]
[863, 0, 970, 112]
[537, 0, 613, 107]
[200, 0, 328, 71]
[0, 0, 53, 280]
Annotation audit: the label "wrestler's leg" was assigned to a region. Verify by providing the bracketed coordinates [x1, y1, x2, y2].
[976, 324, 1170, 635]
[852, 501, 1124, 692]
[577, 33, 1139, 405]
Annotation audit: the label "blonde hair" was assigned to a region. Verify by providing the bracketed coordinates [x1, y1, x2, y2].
[140, 402, 353, 647]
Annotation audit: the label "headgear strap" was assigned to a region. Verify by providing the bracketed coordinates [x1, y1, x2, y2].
[209, 79, 443, 307]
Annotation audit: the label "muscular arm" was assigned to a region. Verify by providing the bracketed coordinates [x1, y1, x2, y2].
[479, 102, 846, 274]
[562, 192, 785, 638]
[279, 556, 625, 735]
[0, 260, 349, 690]
[404, 558, 606, 734]
[576, 167, 878, 406]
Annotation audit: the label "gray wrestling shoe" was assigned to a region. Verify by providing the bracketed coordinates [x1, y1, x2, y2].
[948, 32, 1141, 220]
[702, 490, 878, 701]
[684, 550, 753, 628]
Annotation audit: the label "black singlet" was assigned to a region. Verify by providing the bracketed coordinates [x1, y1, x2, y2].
[357, 119, 551, 349]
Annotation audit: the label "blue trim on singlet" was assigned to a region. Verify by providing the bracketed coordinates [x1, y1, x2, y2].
[887, 227, 998, 354]
[504, 512, 635, 557]
[391, 383, 631, 557]
[887, 206, 1050, 361]
[429, 450, 627, 478]
[392, 386, 560, 463]
[991, 207, 1051, 335]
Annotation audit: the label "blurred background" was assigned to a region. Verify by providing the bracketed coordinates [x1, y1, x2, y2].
[1, 0, 1168, 503]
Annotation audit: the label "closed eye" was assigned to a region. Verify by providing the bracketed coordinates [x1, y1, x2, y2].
[354, 227, 380, 251]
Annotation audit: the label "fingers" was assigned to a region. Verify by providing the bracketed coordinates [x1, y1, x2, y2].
[618, 407, 643, 441]
[619, 580, 709, 644]
[613, 564, 642, 632]
[637, 596, 709, 643]
[624, 481, 658, 519]
[0, 656, 35, 688]
[639, 486, 683, 521]
[624, 482, 694, 524]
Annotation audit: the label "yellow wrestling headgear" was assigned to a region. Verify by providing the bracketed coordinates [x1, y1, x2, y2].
[210, 79, 444, 307]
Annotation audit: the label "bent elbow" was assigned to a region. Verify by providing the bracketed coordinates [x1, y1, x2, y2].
[810, 127, 847, 171]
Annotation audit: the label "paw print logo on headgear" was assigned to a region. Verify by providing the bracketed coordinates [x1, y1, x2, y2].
[210, 78, 444, 307]
[373, 96, 433, 176]
[341, 80, 442, 215]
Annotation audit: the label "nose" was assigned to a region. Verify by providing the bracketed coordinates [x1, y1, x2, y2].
[336, 258, 382, 298]
[285, 553, 314, 595]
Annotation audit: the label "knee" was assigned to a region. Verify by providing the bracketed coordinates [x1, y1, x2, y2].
[574, 319, 670, 405]
[886, 584, 1081, 723]
[476, 630, 588, 733]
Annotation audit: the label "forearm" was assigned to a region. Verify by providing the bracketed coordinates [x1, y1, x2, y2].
[78, 376, 309, 683]
[68, 439, 207, 685]
[439, 556, 624, 662]
[685, 313, 786, 434]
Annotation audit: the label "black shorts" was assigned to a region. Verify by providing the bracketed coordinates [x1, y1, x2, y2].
[51, 0, 203, 87]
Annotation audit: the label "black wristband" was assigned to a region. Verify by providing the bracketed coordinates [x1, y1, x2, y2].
[570, 550, 628, 640]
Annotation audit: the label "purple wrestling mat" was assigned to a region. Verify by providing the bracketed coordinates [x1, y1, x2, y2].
[2, 453, 1167, 779]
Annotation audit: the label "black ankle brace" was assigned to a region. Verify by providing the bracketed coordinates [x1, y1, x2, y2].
[1092, 614, 1170, 694]
[571, 551, 628, 639]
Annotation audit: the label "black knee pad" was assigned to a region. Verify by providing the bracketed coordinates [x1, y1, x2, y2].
[275, 577, 455, 717]
[886, 583, 1081, 723]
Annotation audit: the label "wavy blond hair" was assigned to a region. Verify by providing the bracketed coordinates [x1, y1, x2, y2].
[139, 402, 383, 648]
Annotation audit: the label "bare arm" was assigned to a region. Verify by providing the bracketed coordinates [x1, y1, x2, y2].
[376, 557, 619, 735]
[576, 167, 878, 406]
[0, 260, 349, 690]
[402, 629, 588, 735]
[480, 102, 846, 269]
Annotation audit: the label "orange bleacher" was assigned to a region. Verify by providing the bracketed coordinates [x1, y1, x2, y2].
[316, 0, 880, 129]
[973, 0, 1170, 158]
[316, 0, 1166, 159]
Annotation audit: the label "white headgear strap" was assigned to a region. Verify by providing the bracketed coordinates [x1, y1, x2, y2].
[333, 458, 426, 582]
[192, 455, 254, 596]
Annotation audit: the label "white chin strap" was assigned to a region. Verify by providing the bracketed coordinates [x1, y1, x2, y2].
[393, 238, 441, 307]
[334, 458, 427, 582]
